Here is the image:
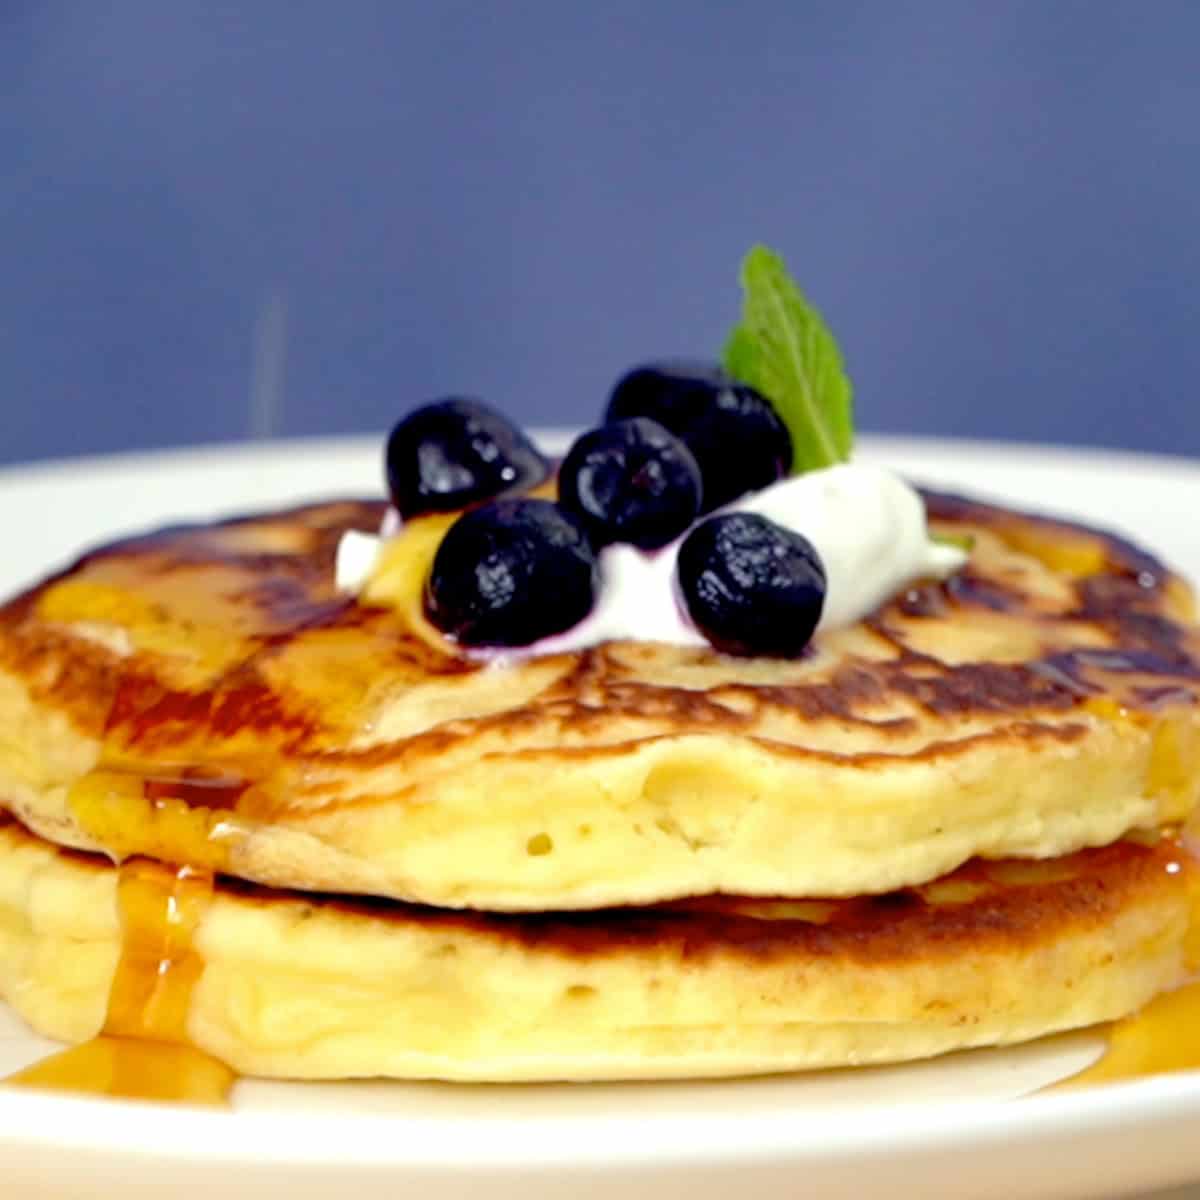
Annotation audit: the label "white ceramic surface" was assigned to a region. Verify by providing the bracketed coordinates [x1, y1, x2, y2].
[2, 435, 1200, 1200]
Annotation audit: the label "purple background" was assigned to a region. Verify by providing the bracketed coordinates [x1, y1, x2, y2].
[3, 2, 1199, 466]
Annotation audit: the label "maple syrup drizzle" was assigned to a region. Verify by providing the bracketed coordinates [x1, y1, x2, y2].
[4, 765, 252, 1105]
[6, 855, 235, 1106]
[64, 766, 253, 877]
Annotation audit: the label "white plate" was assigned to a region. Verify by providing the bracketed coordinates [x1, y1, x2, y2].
[2, 434, 1200, 1200]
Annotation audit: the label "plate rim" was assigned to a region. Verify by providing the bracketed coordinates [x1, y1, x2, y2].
[3, 1068, 1200, 1170]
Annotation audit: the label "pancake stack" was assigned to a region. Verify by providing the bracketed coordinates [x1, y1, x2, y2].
[1, 488, 1199, 1082]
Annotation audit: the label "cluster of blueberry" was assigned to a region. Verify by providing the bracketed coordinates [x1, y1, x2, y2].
[384, 364, 828, 656]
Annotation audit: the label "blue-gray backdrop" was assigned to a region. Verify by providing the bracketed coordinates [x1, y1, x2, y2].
[3, 1, 1198, 467]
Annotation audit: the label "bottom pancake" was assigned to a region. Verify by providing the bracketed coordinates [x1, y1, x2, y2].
[0, 815, 1192, 1083]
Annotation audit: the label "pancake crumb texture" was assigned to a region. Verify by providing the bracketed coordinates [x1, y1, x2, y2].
[1, 493, 1199, 910]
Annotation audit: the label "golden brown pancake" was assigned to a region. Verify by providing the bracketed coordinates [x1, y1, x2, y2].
[1, 491, 1199, 909]
[0, 814, 1191, 1082]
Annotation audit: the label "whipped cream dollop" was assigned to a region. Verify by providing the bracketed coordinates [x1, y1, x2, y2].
[336, 462, 966, 655]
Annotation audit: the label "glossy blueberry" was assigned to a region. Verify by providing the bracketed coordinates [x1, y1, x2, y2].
[425, 498, 598, 646]
[605, 362, 791, 512]
[677, 512, 825, 657]
[558, 417, 702, 550]
[386, 398, 550, 520]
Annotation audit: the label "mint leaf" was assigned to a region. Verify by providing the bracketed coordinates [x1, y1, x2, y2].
[722, 322, 759, 383]
[723, 245, 854, 472]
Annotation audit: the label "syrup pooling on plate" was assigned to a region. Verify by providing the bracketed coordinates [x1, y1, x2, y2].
[1050, 839, 1200, 1091]
[1055, 981, 1200, 1090]
[6, 855, 235, 1106]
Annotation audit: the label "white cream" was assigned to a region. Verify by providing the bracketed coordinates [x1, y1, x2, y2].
[336, 529, 384, 593]
[737, 462, 965, 631]
[336, 462, 966, 653]
[533, 541, 706, 654]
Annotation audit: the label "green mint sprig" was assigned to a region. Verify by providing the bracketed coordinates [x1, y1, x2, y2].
[723, 245, 854, 473]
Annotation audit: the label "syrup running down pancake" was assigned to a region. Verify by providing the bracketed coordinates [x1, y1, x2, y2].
[1, 491, 1199, 911]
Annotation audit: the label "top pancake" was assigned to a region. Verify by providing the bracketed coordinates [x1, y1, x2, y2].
[1, 488, 1199, 909]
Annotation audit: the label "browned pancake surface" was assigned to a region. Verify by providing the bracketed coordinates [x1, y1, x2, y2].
[2, 493, 1195, 750]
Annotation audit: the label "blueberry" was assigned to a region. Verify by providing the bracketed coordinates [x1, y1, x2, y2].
[426, 498, 598, 646]
[558, 418, 702, 550]
[677, 513, 825, 657]
[606, 363, 791, 511]
[386, 398, 550, 520]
